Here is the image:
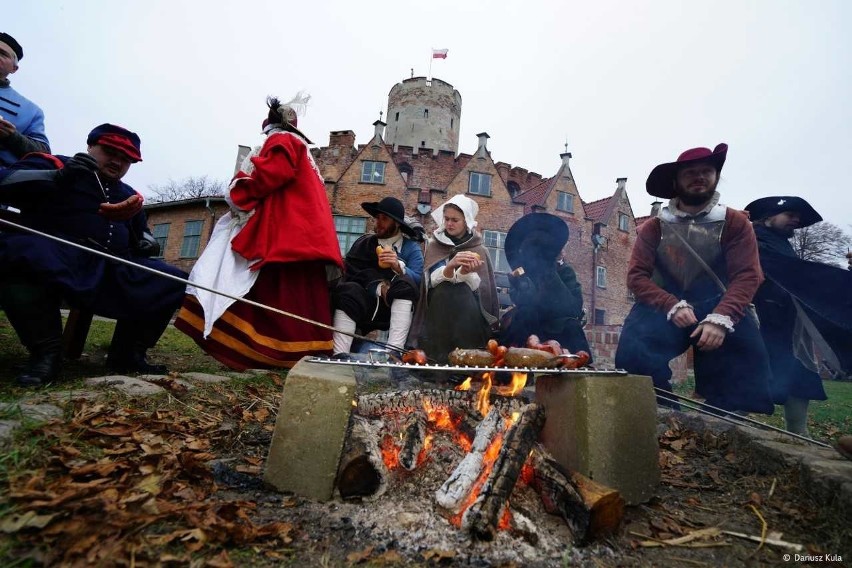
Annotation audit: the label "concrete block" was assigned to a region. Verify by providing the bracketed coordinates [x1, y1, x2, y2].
[264, 357, 356, 501]
[536, 372, 659, 505]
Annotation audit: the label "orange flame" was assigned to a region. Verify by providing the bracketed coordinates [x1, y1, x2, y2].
[477, 373, 493, 416]
[380, 434, 400, 470]
[495, 372, 528, 397]
[455, 377, 472, 391]
[498, 506, 513, 530]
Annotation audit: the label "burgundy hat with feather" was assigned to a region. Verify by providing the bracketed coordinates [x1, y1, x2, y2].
[646, 143, 728, 199]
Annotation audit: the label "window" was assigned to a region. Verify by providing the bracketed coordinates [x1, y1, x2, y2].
[424, 109, 429, 118]
[180, 220, 203, 258]
[152, 223, 170, 258]
[507, 181, 520, 197]
[556, 191, 574, 213]
[395, 112, 399, 121]
[483, 230, 510, 272]
[596, 266, 607, 288]
[360, 161, 385, 184]
[618, 213, 629, 231]
[334, 215, 367, 255]
[594, 309, 606, 325]
[469, 172, 492, 196]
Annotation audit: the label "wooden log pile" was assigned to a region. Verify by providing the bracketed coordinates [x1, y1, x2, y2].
[335, 388, 624, 545]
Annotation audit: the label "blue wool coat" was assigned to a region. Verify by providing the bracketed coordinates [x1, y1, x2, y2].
[0, 153, 187, 318]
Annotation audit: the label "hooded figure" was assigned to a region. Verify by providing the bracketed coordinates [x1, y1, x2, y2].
[500, 213, 592, 360]
[175, 94, 344, 370]
[745, 196, 852, 434]
[409, 194, 498, 363]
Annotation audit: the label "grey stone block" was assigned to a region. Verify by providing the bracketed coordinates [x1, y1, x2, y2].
[264, 358, 357, 501]
[178, 372, 231, 384]
[85, 376, 166, 396]
[536, 372, 660, 505]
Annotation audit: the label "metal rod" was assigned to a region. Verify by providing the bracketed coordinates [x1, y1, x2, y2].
[0, 216, 408, 355]
[655, 388, 832, 448]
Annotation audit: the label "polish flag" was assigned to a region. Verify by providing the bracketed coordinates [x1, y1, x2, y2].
[432, 48, 448, 59]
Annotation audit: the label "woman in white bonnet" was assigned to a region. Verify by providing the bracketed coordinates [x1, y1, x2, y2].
[409, 194, 499, 363]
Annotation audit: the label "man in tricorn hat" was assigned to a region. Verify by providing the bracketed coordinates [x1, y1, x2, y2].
[615, 144, 773, 414]
[745, 196, 852, 433]
[331, 196, 424, 354]
[0, 32, 50, 166]
[0, 124, 187, 386]
[500, 212, 592, 359]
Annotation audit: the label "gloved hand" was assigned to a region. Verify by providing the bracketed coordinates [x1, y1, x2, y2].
[57, 152, 99, 184]
[98, 194, 143, 221]
[133, 230, 160, 257]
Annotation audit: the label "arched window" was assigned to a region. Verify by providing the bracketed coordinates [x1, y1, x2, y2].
[398, 162, 413, 184]
[507, 181, 521, 197]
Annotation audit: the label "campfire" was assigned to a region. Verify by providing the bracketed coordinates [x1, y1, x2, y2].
[336, 370, 625, 545]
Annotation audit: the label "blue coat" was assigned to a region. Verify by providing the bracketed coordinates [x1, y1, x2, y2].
[0, 153, 187, 318]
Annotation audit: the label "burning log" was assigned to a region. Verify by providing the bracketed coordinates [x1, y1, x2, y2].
[356, 388, 527, 419]
[528, 447, 624, 544]
[462, 403, 546, 541]
[399, 411, 427, 471]
[336, 416, 389, 500]
[435, 408, 504, 512]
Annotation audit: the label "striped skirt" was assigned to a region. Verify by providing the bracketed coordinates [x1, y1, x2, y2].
[174, 262, 333, 370]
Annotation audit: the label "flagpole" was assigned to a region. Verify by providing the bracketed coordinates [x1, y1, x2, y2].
[428, 49, 433, 80]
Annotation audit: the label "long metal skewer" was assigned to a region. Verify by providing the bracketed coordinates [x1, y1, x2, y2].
[0, 216, 408, 355]
[655, 388, 832, 448]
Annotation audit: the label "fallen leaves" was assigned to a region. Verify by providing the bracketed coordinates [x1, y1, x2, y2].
[0, 395, 288, 565]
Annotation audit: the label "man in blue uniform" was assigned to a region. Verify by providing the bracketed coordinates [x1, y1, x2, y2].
[0, 32, 49, 166]
[0, 124, 187, 387]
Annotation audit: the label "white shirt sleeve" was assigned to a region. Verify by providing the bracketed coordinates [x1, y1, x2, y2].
[430, 265, 481, 291]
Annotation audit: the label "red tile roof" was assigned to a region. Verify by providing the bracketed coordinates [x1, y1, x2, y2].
[583, 196, 612, 221]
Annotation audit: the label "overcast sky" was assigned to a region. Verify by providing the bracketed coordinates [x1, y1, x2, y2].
[7, 0, 852, 231]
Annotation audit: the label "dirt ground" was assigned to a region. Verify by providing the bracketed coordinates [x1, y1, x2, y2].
[1, 372, 849, 567]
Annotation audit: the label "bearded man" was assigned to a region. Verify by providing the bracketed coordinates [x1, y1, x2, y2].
[615, 144, 773, 414]
[331, 196, 424, 354]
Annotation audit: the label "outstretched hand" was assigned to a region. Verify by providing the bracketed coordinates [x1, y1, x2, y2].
[98, 194, 143, 221]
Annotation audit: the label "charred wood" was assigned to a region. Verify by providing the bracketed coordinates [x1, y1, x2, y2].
[435, 408, 504, 512]
[529, 447, 624, 544]
[336, 416, 388, 500]
[356, 388, 527, 419]
[399, 411, 427, 471]
[462, 403, 546, 541]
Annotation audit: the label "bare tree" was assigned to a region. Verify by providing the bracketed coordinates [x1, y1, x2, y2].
[148, 175, 225, 203]
[790, 221, 852, 266]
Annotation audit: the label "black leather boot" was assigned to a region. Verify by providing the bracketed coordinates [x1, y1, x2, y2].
[106, 346, 168, 375]
[0, 278, 63, 387]
[17, 339, 63, 387]
[106, 316, 170, 374]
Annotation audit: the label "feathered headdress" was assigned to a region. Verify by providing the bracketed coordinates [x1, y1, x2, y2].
[263, 92, 313, 143]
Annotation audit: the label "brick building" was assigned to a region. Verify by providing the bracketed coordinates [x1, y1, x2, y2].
[143, 197, 229, 273]
[144, 76, 653, 367]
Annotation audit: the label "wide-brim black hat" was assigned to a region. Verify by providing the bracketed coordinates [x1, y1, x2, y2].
[361, 196, 417, 238]
[646, 143, 728, 199]
[744, 196, 822, 228]
[505, 213, 569, 270]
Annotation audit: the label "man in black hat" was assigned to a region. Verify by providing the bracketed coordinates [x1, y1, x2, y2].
[500, 213, 592, 359]
[331, 196, 424, 354]
[615, 144, 773, 414]
[745, 196, 852, 433]
[0, 124, 187, 387]
[0, 32, 49, 167]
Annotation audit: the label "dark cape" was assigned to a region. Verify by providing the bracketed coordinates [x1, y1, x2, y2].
[409, 231, 498, 362]
[753, 224, 852, 385]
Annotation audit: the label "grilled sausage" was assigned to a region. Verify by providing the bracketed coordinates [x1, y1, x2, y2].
[448, 348, 496, 367]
